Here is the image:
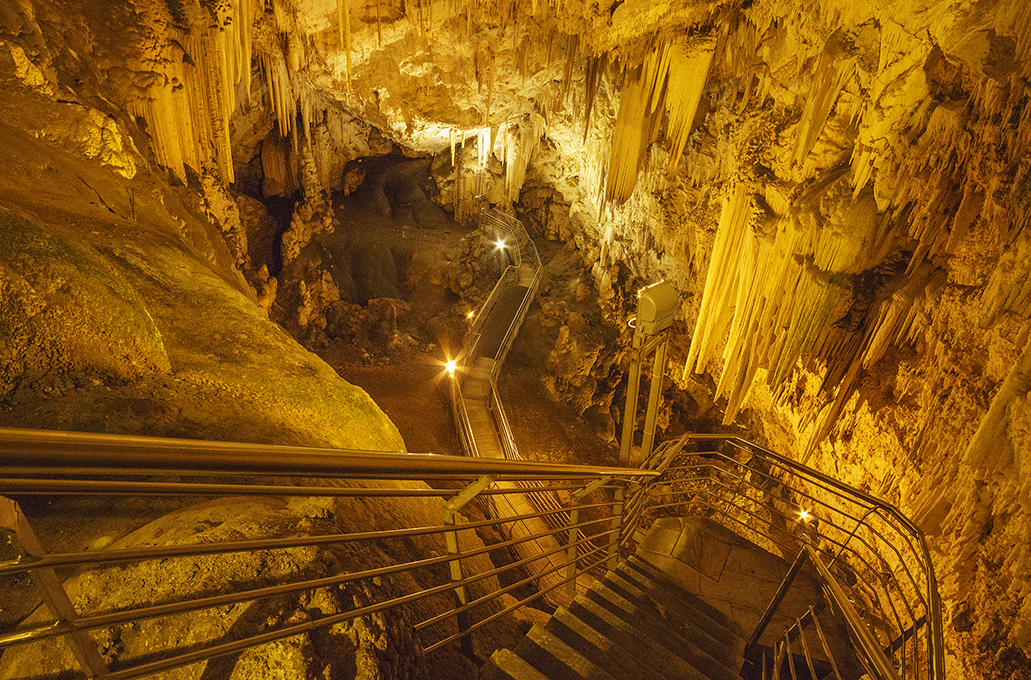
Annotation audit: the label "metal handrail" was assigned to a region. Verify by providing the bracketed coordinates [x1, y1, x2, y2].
[0, 427, 941, 680]
[808, 543, 902, 680]
[643, 435, 943, 680]
[0, 426, 651, 680]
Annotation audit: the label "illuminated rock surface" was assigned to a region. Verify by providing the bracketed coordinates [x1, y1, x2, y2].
[2, 0, 1031, 677]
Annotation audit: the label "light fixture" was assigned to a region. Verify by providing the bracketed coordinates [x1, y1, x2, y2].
[467, 311, 475, 319]
[799, 509, 810, 522]
[628, 317, 637, 328]
[495, 239, 506, 250]
[445, 360, 457, 376]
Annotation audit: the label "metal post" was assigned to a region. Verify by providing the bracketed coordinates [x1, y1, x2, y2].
[619, 330, 645, 467]
[745, 547, 809, 659]
[640, 336, 669, 463]
[606, 486, 625, 569]
[0, 496, 109, 677]
[444, 476, 493, 606]
[566, 506, 580, 599]
[444, 476, 492, 661]
[567, 477, 609, 597]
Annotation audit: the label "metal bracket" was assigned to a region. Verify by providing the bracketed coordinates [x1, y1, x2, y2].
[0, 496, 109, 677]
[444, 476, 494, 605]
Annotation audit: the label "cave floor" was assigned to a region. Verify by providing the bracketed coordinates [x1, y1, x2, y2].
[323, 344, 617, 467]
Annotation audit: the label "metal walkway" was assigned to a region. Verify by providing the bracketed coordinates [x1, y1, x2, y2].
[449, 208, 589, 606]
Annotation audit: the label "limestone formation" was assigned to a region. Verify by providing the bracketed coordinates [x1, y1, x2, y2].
[2, 0, 1031, 676]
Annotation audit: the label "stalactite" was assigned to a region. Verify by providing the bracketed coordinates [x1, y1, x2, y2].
[793, 29, 856, 166]
[376, 0, 383, 45]
[261, 122, 298, 196]
[338, 0, 353, 89]
[561, 34, 579, 106]
[583, 53, 607, 143]
[685, 174, 895, 425]
[684, 183, 754, 379]
[132, 1, 257, 185]
[605, 44, 670, 203]
[501, 113, 546, 201]
[664, 36, 714, 169]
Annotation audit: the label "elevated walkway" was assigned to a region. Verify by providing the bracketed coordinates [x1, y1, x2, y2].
[452, 208, 583, 605]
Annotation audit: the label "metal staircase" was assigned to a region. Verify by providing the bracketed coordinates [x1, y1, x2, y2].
[482, 551, 746, 680]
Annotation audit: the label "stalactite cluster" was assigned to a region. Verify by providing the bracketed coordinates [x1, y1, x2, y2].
[679, 0, 1031, 457]
[129, 0, 255, 184]
[603, 35, 715, 204]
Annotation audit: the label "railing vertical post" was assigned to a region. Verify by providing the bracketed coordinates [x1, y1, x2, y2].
[566, 505, 580, 599]
[0, 496, 109, 677]
[443, 475, 493, 657]
[568, 477, 610, 597]
[606, 485, 625, 570]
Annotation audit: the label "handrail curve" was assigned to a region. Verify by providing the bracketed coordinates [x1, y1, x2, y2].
[644, 435, 944, 680]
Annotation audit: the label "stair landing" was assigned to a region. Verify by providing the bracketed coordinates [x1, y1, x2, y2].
[636, 516, 820, 651]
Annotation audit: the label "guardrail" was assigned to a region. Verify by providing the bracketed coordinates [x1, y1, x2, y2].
[463, 204, 542, 369]
[634, 435, 944, 680]
[0, 428, 942, 680]
[0, 427, 648, 679]
[443, 203, 941, 680]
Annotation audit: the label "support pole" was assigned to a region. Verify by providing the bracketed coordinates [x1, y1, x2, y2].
[640, 336, 669, 463]
[745, 548, 809, 659]
[619, 331, 645, 467]
[444, 476, 494, 606]
[444, 476, 493, 661]
[567, 476, 610, 597]
[606, 486, 625, 570]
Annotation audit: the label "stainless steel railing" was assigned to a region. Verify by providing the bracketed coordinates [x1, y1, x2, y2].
[631, 435, 944, 680]
[0, 428, 942, 680]
[464, 204, 542, 369]
[0, 426, 649, 679]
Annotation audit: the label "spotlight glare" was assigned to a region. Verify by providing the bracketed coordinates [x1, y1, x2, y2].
[495, 239, 506, 250]
[445, 360, 457, 376]
[467, 311, 475, 319]
[799, 509, 810, 522]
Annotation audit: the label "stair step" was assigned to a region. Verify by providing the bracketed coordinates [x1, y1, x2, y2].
[625, 555, 743, 635]
[548, 607, 666, 680]
[515, 625, 617, 680]
[568, 596, 711, 680]
[584, 583, 742, 680]
[482, 648, 549, 680]
[603, 570, 739, 666]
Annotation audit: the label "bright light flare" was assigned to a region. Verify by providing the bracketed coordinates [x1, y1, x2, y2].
[495, 239, 506, 250]
[799, 509, 810, 522]
[445, 360, 457, 376]
[466, 311, 475, 319]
